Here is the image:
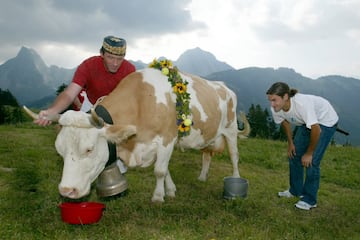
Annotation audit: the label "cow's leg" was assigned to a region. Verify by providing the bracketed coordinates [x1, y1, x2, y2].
[224, 129, 240, 178]
[152, 168, 176, 202]
[152, 173, 166, 202]
[198, 151, 211, 181]
[165, 171, 176, 197]
[152, 144, 175, 202]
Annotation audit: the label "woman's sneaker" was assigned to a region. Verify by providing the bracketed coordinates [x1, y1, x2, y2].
[278, 190, 294, 198]
[295, 200, 317, 210]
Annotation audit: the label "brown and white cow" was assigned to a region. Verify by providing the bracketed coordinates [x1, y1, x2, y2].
[24, 68, 250, 202]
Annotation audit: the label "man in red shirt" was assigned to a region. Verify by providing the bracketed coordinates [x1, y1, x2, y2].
[34, 36, 135, 197]
[35, 35, 136, 126]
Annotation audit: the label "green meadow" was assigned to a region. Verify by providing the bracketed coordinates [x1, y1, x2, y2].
[0, 124, 359, 240]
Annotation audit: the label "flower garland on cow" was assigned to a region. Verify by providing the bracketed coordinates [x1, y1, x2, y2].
[149, 58, 193, 137]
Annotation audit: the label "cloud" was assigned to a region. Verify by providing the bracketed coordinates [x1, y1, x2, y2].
[0, 0, 207, 67]
[248, 0, 360, 43]
[1, 0, 360, 78]
[0, 0, 204, 44]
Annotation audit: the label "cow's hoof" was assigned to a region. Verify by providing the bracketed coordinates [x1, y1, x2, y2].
[166, 190, 176, 198]
[198, 175, 207, 182]
[151, 196, 165, 203]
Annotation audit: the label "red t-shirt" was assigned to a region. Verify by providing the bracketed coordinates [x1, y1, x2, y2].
[72, 56, 136, 104]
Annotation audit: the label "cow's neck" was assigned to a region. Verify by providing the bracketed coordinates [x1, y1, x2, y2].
[95, 105, 117, 167]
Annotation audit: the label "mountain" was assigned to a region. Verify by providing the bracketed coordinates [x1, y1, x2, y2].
[0, 47, 75, 105]
[0, 47, 359, 145]
[174, 47, 234, 76]
[206, 67, 311, 111]
[130, 60, 147, 70]
[0, 47, 233, 105]
[206, 67, 359, 146]
[132, 47, 234, 76]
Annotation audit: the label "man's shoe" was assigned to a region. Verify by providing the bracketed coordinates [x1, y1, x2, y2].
[278, 190, 294, 198]
[295, 200, 317, 210]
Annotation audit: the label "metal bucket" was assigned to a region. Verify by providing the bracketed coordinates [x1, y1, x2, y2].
[223, 177, 248, 199]
[96, 163, 128, 197]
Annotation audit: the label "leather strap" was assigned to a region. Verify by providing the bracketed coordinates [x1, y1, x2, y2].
[94, 105, 117, 167]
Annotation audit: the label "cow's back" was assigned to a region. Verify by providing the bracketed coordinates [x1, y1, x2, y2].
[180, 73, 237, 150]
[100, 68, 237, 150]
[100, 69, 178, 146]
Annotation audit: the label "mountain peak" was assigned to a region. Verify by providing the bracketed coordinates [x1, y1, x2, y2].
[178, 47, 216, 60]
[15, 46, 47, 70]
[175, 47, 234, 76]
[0, 47, 75, 105]
[17, 46, 40, 58]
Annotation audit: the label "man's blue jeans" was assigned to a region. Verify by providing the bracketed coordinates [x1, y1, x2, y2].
[289, 124, 336, 205]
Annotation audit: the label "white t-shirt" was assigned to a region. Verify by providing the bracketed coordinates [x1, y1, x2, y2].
[271, 93, 339, 129]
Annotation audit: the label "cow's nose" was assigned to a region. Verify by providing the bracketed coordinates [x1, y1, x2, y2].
[59, 187, 79, 199]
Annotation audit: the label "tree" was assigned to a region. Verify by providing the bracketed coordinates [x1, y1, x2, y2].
[247, 104, 269, 138]
[55, 83, 76, 112]
[0, 88, 26, 124]
[246, 104, 285, 140]
[0, 88, 19, 106]
[56, 83, 68, 96]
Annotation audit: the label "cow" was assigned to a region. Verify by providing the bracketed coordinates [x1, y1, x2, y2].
[24, 67, 250, 202]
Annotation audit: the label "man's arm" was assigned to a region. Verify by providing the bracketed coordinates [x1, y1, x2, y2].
[281, 120, 296, 159]
[302, 123, 321, 167]
[35, 83, 83, 126]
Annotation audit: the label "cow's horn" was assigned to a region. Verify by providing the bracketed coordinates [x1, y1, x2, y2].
[90, 108, 105, 128]
[22, 106, 60, 122]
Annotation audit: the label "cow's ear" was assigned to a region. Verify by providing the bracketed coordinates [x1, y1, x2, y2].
[104, 125, 137, 143]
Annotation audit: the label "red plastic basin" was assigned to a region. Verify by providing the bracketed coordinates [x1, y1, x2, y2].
[59, 202, 105, 224]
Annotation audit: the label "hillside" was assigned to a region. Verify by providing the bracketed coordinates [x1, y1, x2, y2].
[0, 47, 359, 145]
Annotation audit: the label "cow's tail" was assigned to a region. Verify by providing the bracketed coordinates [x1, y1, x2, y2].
[238, 112, 251, 139]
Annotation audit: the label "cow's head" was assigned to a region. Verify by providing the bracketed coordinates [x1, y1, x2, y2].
[23, 107, 136, 199]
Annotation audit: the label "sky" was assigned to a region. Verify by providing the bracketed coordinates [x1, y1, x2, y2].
[1, 0, 360, 79]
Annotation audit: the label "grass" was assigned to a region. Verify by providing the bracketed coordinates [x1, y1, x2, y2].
[0, 123, 359, 240]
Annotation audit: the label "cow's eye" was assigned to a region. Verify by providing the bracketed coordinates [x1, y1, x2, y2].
[85, 148, 93, 154]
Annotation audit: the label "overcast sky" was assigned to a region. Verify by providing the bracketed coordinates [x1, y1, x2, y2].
[1, 0, 360, 79]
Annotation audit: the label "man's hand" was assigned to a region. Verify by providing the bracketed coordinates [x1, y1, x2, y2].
[34, 110, 53, 126]
[301, 153, 313, 167]
[287, 143, 296, 159]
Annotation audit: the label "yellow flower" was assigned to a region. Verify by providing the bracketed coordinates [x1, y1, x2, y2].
[161, 67, 169, 76]
[148, 58, 157, 68]
[160, 59, 172, 68]
[173, 83, 187, 94]
[184, 118, 192, 126]
[178, 122, 190, 133]
[148, 57, 192, 137]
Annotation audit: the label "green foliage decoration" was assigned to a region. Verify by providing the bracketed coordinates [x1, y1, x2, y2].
[149, 58, 193, 137]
